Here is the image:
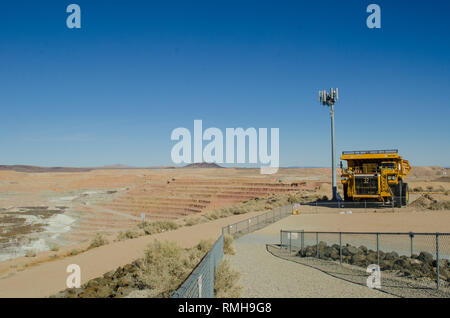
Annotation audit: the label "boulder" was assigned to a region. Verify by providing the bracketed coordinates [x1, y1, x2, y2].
[318, 241, 328, 249]
[331, 244, 340, 251]
[366, 251, 378, 264]
[432, 259, 449, 268]
[342, 245, 359, 256]
[384, 251, 399, 261]
[350, 254, 367, 266]
[417, 252, 434, 265]
[380, 260, 393, 270]
[329, 248, 340, 261]
[358, 245, 368, 255]
[103, 270, 114, 279]
[393, 258, 410, 270]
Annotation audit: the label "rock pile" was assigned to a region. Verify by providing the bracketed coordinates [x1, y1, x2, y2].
[298, 242, 450, 282]
[52, 260, 150, 298]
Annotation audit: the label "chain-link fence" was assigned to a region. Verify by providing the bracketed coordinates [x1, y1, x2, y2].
[222, 205, 293, 238]
[280, 230, 450, 291]
[172, 204, 294, 298]
[171, 234, 224, 298]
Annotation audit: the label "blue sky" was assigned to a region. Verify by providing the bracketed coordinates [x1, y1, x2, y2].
[0, 1, 449, 167]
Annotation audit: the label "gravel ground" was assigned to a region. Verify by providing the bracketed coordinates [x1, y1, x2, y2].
[227, 233, 392, 298]
[267, 245, 450, 298]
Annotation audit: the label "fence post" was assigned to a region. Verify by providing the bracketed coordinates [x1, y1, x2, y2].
[316, 232, 319, 258]
[364, 200, 367, 212]
[436, 233, 440, 290]
[376, 233, 380, 266]
[339, 232, 342, 264]
[409, 232, 414, 257]
[289, 232, 292, 253]
[301, 231, 304, 250]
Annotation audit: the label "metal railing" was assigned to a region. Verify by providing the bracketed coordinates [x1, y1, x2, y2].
[222, 205, 293, 238]
[280, 230, 450, 290]
[171, 234, 224, 298]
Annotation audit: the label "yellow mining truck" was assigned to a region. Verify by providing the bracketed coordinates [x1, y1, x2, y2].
[340, 150, 411, 207]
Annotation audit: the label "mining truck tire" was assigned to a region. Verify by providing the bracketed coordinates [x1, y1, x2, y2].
[394, 180, 403, 207]
[343, 184, 352, 201]
[402, 183, 409, 206]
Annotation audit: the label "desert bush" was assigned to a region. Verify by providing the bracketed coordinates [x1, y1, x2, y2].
[223, 235, 235, 255]
[68, 249, 79, 256]
[50, 244, 60, 252]
[137, 239, 213, 297]
[117, 230, 141, 241]
[413, 186, 424, 192]
[232, 207, 248, 215]
[214, 259, 242, 298]
[427, 186, 434, 192]
[194, 239, 214, 254]
[139, 221, 179, 235]
[185, 217, 203, 227]
[429, 201, 450, 210]
[25, 250, 36, 257]
[89, 233, 108, 249]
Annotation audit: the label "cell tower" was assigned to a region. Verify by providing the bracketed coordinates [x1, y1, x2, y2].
[319, 88, 339, 201]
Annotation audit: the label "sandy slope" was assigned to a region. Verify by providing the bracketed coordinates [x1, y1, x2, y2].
[0, 211, 263, 298]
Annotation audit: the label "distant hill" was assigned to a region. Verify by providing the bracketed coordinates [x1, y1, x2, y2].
[0, 165, 93, 173]
[182, 162, 223, 169]
[100, 164, 137, 169]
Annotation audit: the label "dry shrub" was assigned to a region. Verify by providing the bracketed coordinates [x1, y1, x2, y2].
[214, 259, 242, 298]
[50, 244, 60, 252]
[430, 201, 450, 210]
[89, 233, 109, 249]
[117, 230, 141, 241]
[223, 234, 235, 255]
[185, 217, 203, 227]
[139, 221, 179, 235]
[25, 250, 36, 257]
[69, 249, 79, 256]
[137, 239, 213, 297]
